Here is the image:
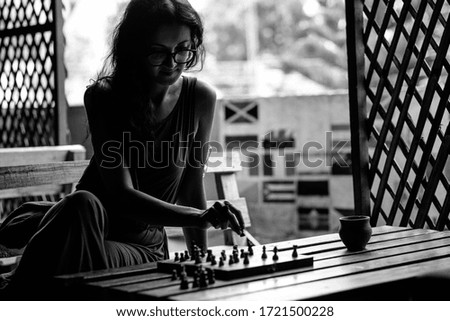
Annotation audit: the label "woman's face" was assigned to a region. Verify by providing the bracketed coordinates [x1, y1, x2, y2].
[144, 23, 193, 87]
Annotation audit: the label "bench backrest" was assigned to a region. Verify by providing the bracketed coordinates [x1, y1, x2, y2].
[0, 145, 87, 200]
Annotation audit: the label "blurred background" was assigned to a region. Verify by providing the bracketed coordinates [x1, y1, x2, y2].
[63, 0, 348, 103]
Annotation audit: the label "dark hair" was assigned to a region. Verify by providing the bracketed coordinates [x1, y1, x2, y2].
[98, 0, 205, 137]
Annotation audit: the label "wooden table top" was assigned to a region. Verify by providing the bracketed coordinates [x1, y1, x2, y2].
[56, 226, 450, 300]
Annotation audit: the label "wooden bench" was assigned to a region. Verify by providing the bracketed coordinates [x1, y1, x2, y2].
[0, 148, 258, 273]
[0, 145, 87, 273]
[0, 145, 87, 203]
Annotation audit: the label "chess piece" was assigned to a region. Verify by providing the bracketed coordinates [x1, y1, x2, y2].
[191, 241, 197, 254]
[233, 245, 238, 251]
[272, 246, 279, 261]
[219, 257, 224, 267]
[243, 252, 250, 265]
[195, 248, 202, 264]
[240, 249, 245, 258]
[221, 250, 227, 261]
[292, 245, 298, 258]
[261, 246, 267, 259]
[184, 250, 190, 261]
[248, 244, 254, 256]
[180, 266, 187, 278]
[207, 269, 216, 284]
[199, 269, 208, 288]
[174, 252, 179, 262]
[171, 269, 178, 281]
[233, 251, 240, 263]
[229, 255, 234, 265]
[180, 277, 189, 290]
[206, 249, 212, 262]
[192, 271, 199, 288]
[210, 255, 217, 266]
[180, 253, 185, 262]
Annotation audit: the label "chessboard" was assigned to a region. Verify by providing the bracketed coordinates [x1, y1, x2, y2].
[157, 244, 313, 281]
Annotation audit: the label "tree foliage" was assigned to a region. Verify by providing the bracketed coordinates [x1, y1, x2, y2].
[201, 0, 348, 89]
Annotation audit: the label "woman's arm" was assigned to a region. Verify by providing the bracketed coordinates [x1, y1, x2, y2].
[84, 81, 206, 228]
[176, 80, 216, 250]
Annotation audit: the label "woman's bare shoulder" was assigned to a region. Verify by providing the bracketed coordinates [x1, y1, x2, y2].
[193, 78, 217, 119]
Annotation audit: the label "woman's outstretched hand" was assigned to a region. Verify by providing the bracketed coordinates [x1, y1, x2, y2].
[201, 201, 245, 236]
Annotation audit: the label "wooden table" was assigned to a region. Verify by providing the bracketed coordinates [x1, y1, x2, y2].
[56, 226, 450, 300]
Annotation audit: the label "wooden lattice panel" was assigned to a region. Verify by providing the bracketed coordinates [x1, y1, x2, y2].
[0, 0, 64, 147]
[347, 0, 450, 230]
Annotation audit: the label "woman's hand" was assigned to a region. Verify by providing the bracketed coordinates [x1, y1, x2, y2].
[201, 201, 245, 236]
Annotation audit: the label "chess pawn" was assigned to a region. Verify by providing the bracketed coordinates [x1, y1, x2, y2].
[240, 249, 245, 258]
[174, 252, 179, 262]
[180, 266, 187, 279]
[179, 276, 189, 290]
[184, 250, 190, 261]
[199, 270, 208, 288]
[233, 251, 240, 263]
[171, 269, 178, 281]
[206, 249, 213, 262]
[190, 241, 197, 254]
[248, 244, 254, 256]
[261, 246, 267, 259]
[243, 252, 250, 265]
[219, 257, 224, 267]
[207, 269, 216, 285]
[228, 255, 234, 265]
[192, 271, 199, 288]
[195, 251, 202, 264]
[179, 253, 185, 262]
[210, 255, 217, 266]
[221, 250, 227, 261]
[272, 246, 279, 261]
[292, 245, 298, 258]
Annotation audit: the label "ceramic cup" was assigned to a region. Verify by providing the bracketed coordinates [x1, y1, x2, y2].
[339, 215, 372, 251]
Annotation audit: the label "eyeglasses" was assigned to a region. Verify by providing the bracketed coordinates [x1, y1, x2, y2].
[147, 48, 197, 66]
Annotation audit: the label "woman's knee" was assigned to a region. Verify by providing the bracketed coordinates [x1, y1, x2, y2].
[65, 190, 100, 207]
[55, 191, 106, 222]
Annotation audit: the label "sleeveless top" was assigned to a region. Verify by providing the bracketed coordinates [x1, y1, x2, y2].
[76, 76, 198, 259]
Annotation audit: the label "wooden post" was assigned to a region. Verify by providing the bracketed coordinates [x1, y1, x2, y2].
[345, 0, 371, 217]
[53, 0, 68, 145]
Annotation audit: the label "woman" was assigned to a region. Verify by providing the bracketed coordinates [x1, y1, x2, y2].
[2, 0, 244, 294]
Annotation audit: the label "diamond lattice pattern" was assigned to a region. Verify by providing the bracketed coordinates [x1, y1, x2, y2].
[362, 0, 450, 230]
[0, 0, 56, 147]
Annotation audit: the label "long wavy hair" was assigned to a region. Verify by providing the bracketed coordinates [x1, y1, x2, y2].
[99, 0, 205, 137]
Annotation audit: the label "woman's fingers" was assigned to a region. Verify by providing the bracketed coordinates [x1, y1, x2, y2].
[225, 209, 244, 236]
[203, 206, 221, 229]
[224, 201, 245, 233]
[212, 201, 244, 236]
[212, 202, 228, 229]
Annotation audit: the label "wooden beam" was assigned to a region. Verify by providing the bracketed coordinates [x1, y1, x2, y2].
[53, 0, 68, 145]
[0, 160, 90, 190]
[345, 0, 371, 217]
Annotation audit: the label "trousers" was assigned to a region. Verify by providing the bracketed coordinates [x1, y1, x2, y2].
[1, 190, 167, 296]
